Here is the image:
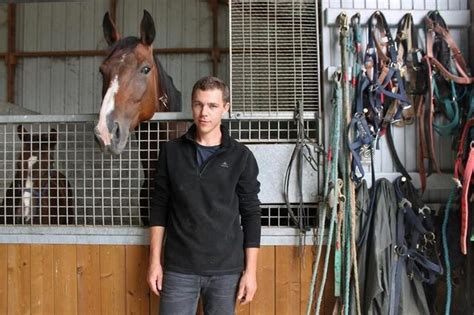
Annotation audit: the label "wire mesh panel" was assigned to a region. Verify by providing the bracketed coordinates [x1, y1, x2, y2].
[0, 117, 319, 228]
[261, 204, 318, 228]
[0, 120, 189, 226]
[230, 0, 320, 115]
[228, 118, 318, 142]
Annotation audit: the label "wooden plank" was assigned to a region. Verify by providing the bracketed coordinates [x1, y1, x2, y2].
[321, 246, 336, 315]
[150, 290, 160, 315]
[0, 244, 7, 315]
[300, 246, 314, 315]
[31, 245, 54, 315]
[126, 245, 150, 314]
[100, 245, 126, 315]
[236, 299, 250, 315]
[77, 245, 101, 315]
[7, 244, 30, 315]
[249, 246, 275, 315]
[54, 245, 77, 315]
[275, 246, 301, 315]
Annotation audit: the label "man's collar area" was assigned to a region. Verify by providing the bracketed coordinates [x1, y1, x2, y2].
[184, 124, 232, 148]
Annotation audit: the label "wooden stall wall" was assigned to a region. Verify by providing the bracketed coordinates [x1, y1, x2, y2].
[0, 244, 335, 315]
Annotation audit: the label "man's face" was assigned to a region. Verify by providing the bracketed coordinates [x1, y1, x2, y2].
[192, 89, 229, 135]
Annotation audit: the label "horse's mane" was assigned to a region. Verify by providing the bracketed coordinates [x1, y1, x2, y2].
[155, 57, 182, 112]
[106, 36, 182, 112]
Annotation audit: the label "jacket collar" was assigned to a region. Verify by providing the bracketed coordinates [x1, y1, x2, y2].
[184, 124, 232, 148]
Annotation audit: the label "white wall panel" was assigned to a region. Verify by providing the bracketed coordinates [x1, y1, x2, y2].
[11, 0, 228, 115]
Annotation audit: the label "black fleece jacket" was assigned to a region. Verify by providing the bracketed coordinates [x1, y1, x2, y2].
[149, 124, 261, 275]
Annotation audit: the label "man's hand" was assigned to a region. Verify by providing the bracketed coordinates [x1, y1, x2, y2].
[147, 262, 163, 296]
[237, 271, 257, 305]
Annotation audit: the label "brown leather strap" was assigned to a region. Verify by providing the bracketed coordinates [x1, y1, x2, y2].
[426, 18, 470, 73]
[425, 59, 442, 174]
[416, 95, 427, 191]
[425, 17, 474, 85]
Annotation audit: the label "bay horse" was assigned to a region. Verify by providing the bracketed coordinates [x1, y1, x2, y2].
[95, 10, 182, 225]
[1, 125, 74, 225]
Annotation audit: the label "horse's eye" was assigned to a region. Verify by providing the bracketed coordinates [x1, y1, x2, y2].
[141, 66, 151, 74]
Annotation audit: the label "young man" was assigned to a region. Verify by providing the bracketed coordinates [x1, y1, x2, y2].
[147, 76, 261, 315]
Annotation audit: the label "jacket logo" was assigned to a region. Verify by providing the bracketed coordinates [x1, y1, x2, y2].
[220, 161, 229, 168]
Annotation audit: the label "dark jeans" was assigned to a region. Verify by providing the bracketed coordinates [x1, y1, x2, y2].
[159, 271, 241, 315]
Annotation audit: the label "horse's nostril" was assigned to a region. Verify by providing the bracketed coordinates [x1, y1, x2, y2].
[113, 122, 120, 139]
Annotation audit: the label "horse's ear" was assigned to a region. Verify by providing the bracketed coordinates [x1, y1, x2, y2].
[103, 12, 121, 46]
[17, 125, 29, 141]
[140, 10, 156, 46]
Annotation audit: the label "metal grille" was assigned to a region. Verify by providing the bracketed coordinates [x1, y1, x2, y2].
[0, 116, 319, 227]
[230, 0, 320, 115]
[261, 204, 318, 228]
[0, 121, 188, 227]
[228, 118, 317, 143]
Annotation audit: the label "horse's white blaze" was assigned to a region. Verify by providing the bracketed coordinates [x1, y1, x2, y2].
[22, 155, 38, 222]
[97, 75, 120, 146]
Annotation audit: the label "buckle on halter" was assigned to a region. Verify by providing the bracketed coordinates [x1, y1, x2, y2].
[418, 205, 431, 216]
[399, 198, 412, 210]
[394, 245, 408, 256]
[424, 232, 436, 245]
[369, 83, 379, 92]
[159, 94, 169, 109]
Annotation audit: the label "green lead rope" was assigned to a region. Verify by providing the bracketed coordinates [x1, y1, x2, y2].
[306, 70, 343, 315]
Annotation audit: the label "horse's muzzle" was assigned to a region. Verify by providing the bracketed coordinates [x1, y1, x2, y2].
[94, 121, 130, 155]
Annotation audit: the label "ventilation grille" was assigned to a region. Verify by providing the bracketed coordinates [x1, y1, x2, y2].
[230, 0, 320, 115]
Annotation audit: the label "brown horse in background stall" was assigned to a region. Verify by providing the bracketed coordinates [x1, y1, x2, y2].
[1, 125, 74, 225]
[94, 10, 183, 225]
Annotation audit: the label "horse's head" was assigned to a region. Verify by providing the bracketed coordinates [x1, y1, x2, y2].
[14, 125, 57, 222]
[95, 10, 163, 155]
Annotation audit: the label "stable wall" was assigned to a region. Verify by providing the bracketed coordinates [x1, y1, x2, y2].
[0, 0, 228, 116]
[0, 244, 336, 315]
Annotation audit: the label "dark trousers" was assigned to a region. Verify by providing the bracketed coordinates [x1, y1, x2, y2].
[159, 271, 241, 315]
